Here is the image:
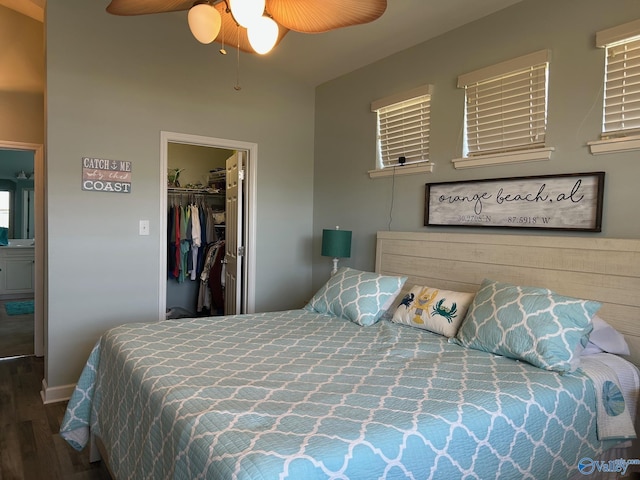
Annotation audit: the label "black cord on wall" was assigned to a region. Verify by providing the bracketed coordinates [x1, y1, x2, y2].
[387, 167, 396, 231]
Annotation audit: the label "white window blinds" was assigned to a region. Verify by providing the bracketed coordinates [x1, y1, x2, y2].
[458, 50, 549, 157]
[600, 37, 640, 138]
[371, 85, 431, 169]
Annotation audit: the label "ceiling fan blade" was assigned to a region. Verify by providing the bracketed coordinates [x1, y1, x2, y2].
[106, 0, 193, 16]
[213, 2, 289, 53]
[266, 0, 386, 33]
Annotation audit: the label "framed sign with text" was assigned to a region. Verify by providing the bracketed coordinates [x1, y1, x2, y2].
[82, 157, 132, 194]
[425, 172, 605, 231]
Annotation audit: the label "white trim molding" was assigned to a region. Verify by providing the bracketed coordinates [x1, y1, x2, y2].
[457, 49, 550, 87]
[368, 162, 434, 179]
[371, 85, 433, 112]
[451, 147, 554, 169]
[596, 18, 640, 47]
[588, 136, 640, 155]
[41, 378, 76, 404]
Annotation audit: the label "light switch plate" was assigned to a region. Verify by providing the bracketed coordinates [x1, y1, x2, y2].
[139, 220, 150, 236]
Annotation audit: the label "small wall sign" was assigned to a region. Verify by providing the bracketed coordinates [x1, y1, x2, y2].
[425, 172, 605, 232]
[82, 157, 132, 193]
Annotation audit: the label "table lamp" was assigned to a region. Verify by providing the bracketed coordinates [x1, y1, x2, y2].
[321, 226, 352, 276]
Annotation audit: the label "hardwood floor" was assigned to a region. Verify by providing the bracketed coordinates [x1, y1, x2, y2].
[0, 355, 111, 479]
[0, 300, 34, 358]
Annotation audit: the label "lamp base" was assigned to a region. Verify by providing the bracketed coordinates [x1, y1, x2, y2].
[331, 258, 340, 276]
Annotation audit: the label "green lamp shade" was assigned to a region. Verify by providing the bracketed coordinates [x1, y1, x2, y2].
[321, 229, 352, 258]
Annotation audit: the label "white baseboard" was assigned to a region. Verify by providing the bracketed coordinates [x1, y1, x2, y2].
[40, 378, 75, 404]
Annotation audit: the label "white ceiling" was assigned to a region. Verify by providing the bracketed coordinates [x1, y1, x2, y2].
[0, 0, 44, 22]
[0, 0, 523, 86]
[261, 0, 524, 86]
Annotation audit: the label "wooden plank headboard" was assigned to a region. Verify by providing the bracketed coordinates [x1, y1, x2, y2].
[375, 231, 640, 366]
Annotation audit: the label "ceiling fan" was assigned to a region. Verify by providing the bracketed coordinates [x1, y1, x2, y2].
[104, 0, 388, 55]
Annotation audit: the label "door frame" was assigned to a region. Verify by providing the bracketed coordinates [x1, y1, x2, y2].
[159, 131, 257, 319]
[0, 139, 44, 357]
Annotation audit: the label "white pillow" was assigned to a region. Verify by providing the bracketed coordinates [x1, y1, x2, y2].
[392, 285, 475, 337]
[582, 314, 630, 356]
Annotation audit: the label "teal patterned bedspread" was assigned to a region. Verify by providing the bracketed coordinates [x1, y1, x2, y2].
[60, 310, 618, 479]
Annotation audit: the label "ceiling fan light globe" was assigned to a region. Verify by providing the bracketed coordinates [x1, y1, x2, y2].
[188, 3, 222, 44]
[248, 16, 278, 54]
[229, 0, 265, 29]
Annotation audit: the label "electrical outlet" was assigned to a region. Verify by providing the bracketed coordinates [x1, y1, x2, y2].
[139, 220, 150, 236]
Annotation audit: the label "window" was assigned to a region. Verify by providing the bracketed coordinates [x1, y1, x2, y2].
[589, 18, 640, 155]
[601, 37, 640, 137]
[454, 50, 553, 169]
[0, 191, 9, 230]
[600, 27, 640, 138]
[369, 85, 433, 178]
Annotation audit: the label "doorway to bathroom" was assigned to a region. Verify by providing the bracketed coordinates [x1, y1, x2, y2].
[0, 140, 44, 358]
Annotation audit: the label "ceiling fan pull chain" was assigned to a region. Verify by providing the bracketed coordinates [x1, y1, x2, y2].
[219, 2, 227, 55]
[234, 26, 242, 91]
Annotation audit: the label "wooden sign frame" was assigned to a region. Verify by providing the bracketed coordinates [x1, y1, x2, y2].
[82, 157, 132, 194]
[425, 172, 604, 232]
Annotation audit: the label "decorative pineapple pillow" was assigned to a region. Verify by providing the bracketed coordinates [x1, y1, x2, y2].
[391, 285, 475, 337]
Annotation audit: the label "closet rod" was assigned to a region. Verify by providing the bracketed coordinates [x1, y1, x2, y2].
[168, 188, 222, 194]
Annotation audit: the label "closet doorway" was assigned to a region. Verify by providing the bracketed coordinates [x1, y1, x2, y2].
[159, 132, 256, 321]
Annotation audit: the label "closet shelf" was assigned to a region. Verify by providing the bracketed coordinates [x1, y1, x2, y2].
[208, 169, 226, 183]
[168, 187, 224, 195]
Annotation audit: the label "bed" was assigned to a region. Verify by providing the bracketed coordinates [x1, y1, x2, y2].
[60, 232, 640, 479]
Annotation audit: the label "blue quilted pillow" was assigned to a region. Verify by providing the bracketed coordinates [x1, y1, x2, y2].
[452, 278, 599, 373]
[304, 267, 407, 326]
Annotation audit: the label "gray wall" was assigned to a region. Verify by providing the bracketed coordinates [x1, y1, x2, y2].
[46, 1, 315, 388]
[312, 0, 640, 291]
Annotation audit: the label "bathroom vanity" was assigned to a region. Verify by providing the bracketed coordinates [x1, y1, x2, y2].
[0, 240, 34, 298]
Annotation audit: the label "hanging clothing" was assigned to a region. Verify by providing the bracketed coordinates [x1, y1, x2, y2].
[167, 191, 227, 315]
[197, 240, 225, 315]
[179, 206, 191, 283]
[190, 204, 201, 281]
[173, 205, 180, 279]
[167, 206, 176, 279]
[197, 204, 208, 273]
[208, 245, 225, 313]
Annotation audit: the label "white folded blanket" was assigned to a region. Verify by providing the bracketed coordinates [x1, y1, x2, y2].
[579, 353, 639, 441]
